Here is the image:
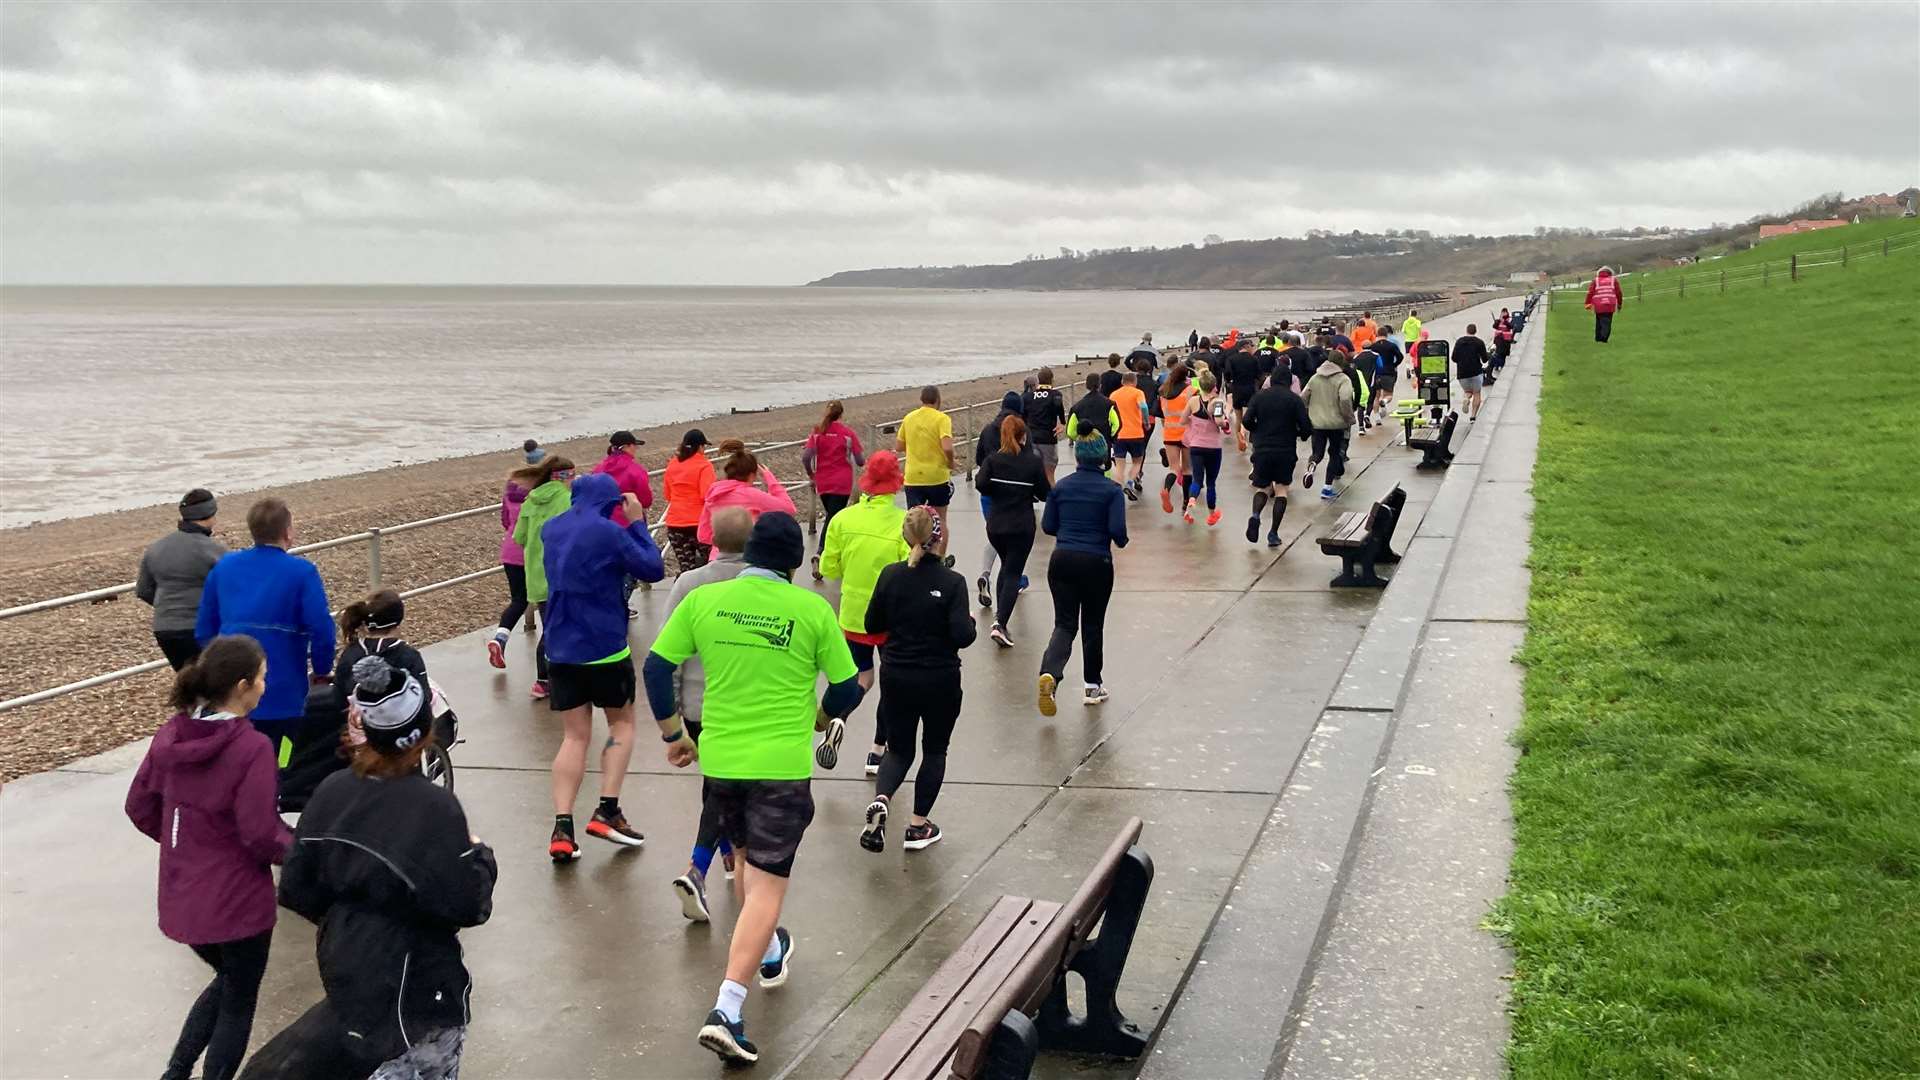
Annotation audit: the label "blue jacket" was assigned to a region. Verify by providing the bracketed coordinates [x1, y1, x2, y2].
[195, 546, 335, 723]
[1042, 464, 1129, 557]
[541, 473, 665, 665]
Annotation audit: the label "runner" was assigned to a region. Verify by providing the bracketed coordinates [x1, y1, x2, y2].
[897, 385, 955, 562]
[803, 402, 866, 581]
[594, 430, 656, 526]
[1454, 323, 1491, 422]
[138, 488, 225, 670]
[1223, 337, 1263, 429]
[859, 507, 976, 853]
[1108, 372, 1151, 499]
[1022, 367, 1067, 483]
[194, 498, 334, 759]
[1037, 433, 1128, 715]
[663, 506, 753, 923]
[1066, 372, 1119, 466]
[488, 464, 533, 669]
[1301, 345, 1357, 500]
[1369, 330, 1406, 423]
[974, 415, 1050, 646]
[662, 428, 717, 573]
[1100, 354, 1126, 397]
[1401, 308, 1423, 351]
[972, 390, 1026, 601]
[1351, 316, 1377, 353]
[126, 635, 289, 1080]
[1182, 371, 1231, 527]
[541, 472, 666, 863]
[1158, 361, 1194, 515]
[510, 454, 575, 700]
[818, 451, 910, 774]
[332, 590, 427, 711]
[246, 654, 496, 1079]
[641, 512, 864, 1066]
[699, 440, 799, 547]
[1238, 365, 1314, 546]
[1345, 345, 1374, 436]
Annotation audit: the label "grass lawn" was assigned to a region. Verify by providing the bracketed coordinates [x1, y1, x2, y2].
[1496, 241, 1920, 1077]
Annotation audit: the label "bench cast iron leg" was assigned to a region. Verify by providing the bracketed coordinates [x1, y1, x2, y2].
[1329, 552, 1360, 588]
[1035, 847, 1154, 1059]
[1375, 492, 1406, 564]
[981, 1010, 1040, 1080]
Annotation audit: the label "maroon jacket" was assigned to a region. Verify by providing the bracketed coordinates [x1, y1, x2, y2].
[126, 711, 293, 945]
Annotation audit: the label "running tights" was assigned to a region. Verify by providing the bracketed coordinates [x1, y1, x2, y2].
[987, 527, 1035, 627]
[165, 930, 271, 1080]
[534, 600, 550, 680]
[1187, 448, 1222, 509]
[498, 562, 529, 631]
[1309, 430, 1350, 484]
[666, 526, 710, 573]
[875, 667, 963, 817]
[1041, 549, 1114, 686]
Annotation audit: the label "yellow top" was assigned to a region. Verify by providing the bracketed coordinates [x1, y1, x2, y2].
[899, 406, 953, 486]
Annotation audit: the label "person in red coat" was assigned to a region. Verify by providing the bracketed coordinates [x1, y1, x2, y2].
[1585, 266, 1625, 343]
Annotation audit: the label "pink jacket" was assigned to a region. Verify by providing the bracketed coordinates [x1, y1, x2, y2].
[698, 469, 798, 546]
[499, 481, 529, 566]
[594, 452, 655, 527]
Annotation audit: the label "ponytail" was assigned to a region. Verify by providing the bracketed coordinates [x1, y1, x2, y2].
[510, 454, 575, 487]
[338, 588, 403, 638]
[815, 400, 844, 436]
[902, 506, 935, 567]
[719, 439, 758, 481]
[168, 635, 266, 711]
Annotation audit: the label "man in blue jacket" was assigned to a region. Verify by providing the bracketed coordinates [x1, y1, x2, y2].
[195, 497, 334, 759]
[543, 472, 667, 862]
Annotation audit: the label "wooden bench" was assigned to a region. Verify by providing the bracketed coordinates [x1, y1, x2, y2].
[1404, 410, 1459, 469]
[845, 819, 1154, 1080]
[1316, 484, 1407, 588]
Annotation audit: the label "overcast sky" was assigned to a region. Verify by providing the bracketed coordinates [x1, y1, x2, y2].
[2, 1, 1915, 285]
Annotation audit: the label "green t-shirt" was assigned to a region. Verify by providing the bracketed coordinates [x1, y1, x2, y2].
[649, 573, 857, 780]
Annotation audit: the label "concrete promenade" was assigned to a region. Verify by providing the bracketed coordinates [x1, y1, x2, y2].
[0, 296, 1538, 1078]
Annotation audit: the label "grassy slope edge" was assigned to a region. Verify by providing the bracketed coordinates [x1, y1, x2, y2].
[1497, 237, 1920, 1077]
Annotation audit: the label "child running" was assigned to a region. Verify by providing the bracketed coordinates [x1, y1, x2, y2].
[817, 451, 909, 774]
[1038, 433, 1128, 714]
[974, 416, 1050, 646]
[860, 508, 977, 852]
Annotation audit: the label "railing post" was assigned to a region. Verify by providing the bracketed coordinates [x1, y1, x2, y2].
[1637, 279, 1643, 301]
[1883, 237, 1890, 257]
[1791, 253, 1798, 281]
[367, 528, 383, 589]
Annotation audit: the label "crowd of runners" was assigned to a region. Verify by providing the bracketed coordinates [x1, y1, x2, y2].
[121, 300, 1535, 1075]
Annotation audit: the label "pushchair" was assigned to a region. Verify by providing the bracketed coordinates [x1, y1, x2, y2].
[278, 677, 460, 813]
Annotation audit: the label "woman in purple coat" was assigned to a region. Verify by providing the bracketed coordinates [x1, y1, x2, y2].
[126, 635, 293, 1080]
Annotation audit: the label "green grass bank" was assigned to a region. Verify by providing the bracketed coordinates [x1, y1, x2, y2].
[1498, 231, 1920, 1077]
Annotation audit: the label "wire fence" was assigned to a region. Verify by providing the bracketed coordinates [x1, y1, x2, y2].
[1549, 229, 1920, 302]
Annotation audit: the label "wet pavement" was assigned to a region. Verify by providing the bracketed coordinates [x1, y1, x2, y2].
[1, 297, 1535, 1078]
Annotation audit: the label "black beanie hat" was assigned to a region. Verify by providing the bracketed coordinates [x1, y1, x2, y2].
[744, 512, 805, 574]
[365, 594, 405, 631]
[350, 655, 431, 755]
[179, 489, 218, 522]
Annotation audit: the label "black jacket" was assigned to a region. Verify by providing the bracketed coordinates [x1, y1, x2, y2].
[1099, 368, 1125, 396]
[1284, 347, 1316, 389]
[976, 398, 1023, 470]
[864, 559, 977, 671]
[1022, 387, 1066, 446]
[1225, 348, 1263, 391]
[1453, 336, 1489, 380]
[279, 770, 496, 1061]
[333, 637, 427, 714]
[976, 449, 1051, 535]
[1069, 389, 1117, 442]
[1241, 385, 1314, 452]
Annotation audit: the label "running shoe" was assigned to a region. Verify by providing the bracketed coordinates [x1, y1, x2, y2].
[903, 821, 943, 850]
[1303, 464, 1316, 488]
[486, 637, 506, 670]
[672, 869, 711, 923]
[990, 623, 1013, 648]
[758, 927, 794, 989]
[976, 574, 992, 610]
[1182, 505, 1195, 524]
[1160, 486, 1174, 513]
[864, 751, 883, 777]
[860, 798, 888, 852]
[1038, 673, 1058, 717]
[721, 849, 737, 881]
[811, 555, 824, 583]
[586, 808, 645, 848]
[1267, 529, 1283, 548]
[1122, 484, 1139, 502]
[528, 679, 549, 700]
[698, 1010, 759, 1064]
[1084, 684, 1111, 706]
[814, 717, 846, 770]
[548, 824, 580, 863]
[1320, 485, 1337, 500]
[1246, 514, 1261, 543]
[1019, 575, 1029, 593]
[1206, 509, 1222, 527]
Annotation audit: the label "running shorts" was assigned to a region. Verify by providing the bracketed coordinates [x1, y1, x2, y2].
[547, 656, 636, 712]
[904, 482, 953, 509]
[1230, 385, 1256, 411]
[1459, 375, 1484, 393]
[703, 778, 815, 878]
[1249, 450, 1297, 489]
[1112, 437, 1147, 460]
[1034, 443, 1059, 470]
[1372, 373, 1397, 397]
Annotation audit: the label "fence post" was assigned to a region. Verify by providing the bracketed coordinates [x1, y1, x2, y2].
[1841, 244, 1848, 268]
[1883, 237, 1890, 257]
[367, 528, 383, 589]
[1791, 253, 1798, 281]
[1679, 276, 1685, 299]
[1720, 270, 1726, 294]
[1637, 279, 1643, 301]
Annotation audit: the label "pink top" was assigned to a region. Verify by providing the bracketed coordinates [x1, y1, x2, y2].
[804, 422, 867, 497]
[593, 452, 655, 527]
[1182, 392, 1229, 449]
[499, 481, 529, 566]
[698, 470, 799, 545]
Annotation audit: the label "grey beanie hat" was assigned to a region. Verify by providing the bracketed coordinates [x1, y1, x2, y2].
[351, 655, 430, 755]
[179, 489, 218, 522]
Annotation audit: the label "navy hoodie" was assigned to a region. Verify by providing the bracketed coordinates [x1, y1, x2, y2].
[540, 473, 665, 665]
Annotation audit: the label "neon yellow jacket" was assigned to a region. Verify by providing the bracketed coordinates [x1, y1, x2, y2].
[819, 493, 908, 635]
[1401, 315, 1422, 344]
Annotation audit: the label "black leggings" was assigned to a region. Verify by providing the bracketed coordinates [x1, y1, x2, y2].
[499, 562, 529, 631]
[817, 493, 850, 556]
[164, 929, 271, 1080]
[155, 629, 202, 671]
[1187, 447, 1222, 508]
[1041, 549, 1114, 686]
[987, 527, 1035, 627]
[875, 667, 962, 818]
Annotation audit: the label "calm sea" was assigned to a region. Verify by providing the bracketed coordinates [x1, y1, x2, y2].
[0, 285, 1357, 527]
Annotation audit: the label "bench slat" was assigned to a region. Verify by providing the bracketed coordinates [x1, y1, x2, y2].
[888, 900, 1064, 1079]
[845, 895, 1045, 1079]
[1318, 511, 1370, 549]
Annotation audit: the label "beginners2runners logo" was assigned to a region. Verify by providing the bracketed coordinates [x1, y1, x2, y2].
[716, 608, 795, 650]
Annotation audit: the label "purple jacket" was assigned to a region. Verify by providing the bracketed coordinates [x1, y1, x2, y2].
[500, 480, 530, 566]
[126, 711, 292, 945]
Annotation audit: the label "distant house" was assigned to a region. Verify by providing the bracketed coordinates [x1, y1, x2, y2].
[1507, 270, 1547, 283]
[1837, 193, 1904, 218]
[1757, 218, 1848, 240]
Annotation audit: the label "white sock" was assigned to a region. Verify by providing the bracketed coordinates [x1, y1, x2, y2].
[761, 929, 785, 965]
[492, 627, 509, 644]
[715, 979, 749, 1023]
